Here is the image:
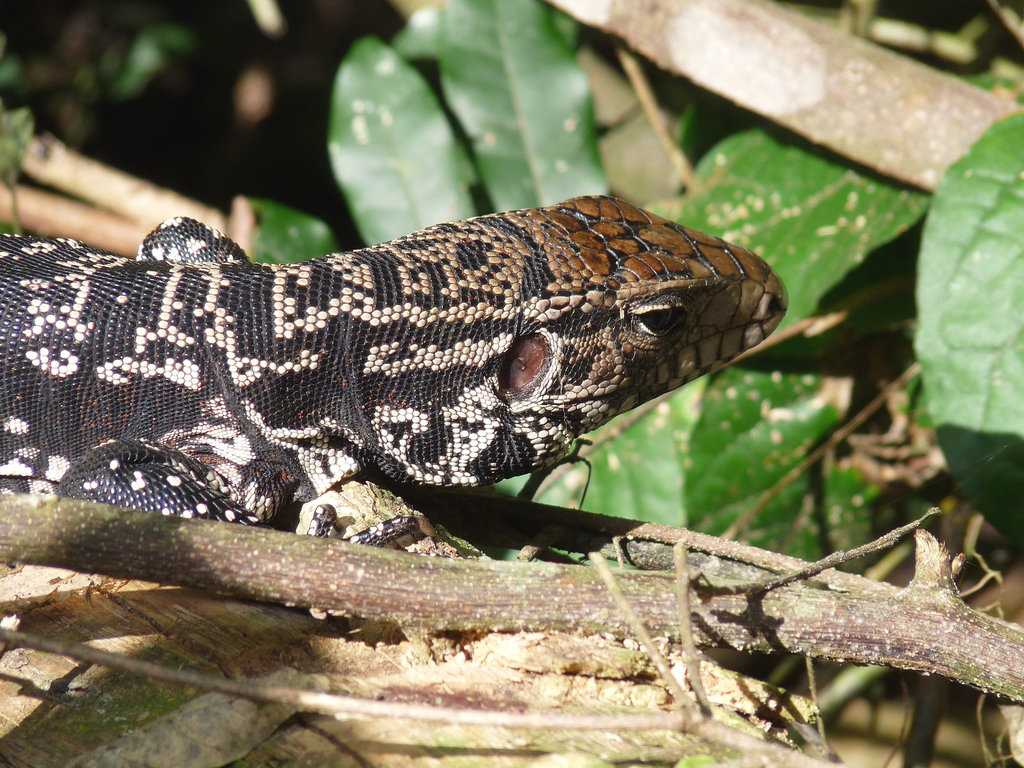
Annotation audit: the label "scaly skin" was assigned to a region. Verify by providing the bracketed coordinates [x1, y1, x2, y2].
[0, 196, 786, 531]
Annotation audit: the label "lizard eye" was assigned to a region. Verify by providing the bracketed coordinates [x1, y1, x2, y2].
[499, 333, 552, 397]
[635, 306, 688, 336]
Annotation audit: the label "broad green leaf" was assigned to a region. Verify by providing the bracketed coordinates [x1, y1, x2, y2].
[392, 8, 444, 61]
[532, 382, 707, 528]
[328, 36, 474, 245]
[529, 363, 852, 558]
[916, 113, 1024, 544]
[820, 464, 878, 554]
[685, 368, 842, 557]
[247, 198, 338, 264]
[440, 0, 605, 210]
[654, 130, 929, 324]
[529, 131, 913, 548]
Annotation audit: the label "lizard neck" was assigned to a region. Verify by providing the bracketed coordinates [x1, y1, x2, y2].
[221, 258, 372, 443]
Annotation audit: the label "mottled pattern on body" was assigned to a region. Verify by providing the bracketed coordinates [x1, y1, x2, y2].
[0, 196, 786, 530]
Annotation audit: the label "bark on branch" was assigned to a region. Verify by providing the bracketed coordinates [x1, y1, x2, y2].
[0, 493, 1021, 702]
[547, 0, 1019, 190]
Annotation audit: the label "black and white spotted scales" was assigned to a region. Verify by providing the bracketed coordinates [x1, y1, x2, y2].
[0, 197, 786, 533]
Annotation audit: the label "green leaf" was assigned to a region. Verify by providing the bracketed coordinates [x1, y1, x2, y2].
[916, 112, 1024, 544]
[821, 464, 879, 554]
[0, 32, 24, 92]
[440, 0, 605, 210]
[392, 8, 444, 61]
[0, 104, 33, 232]
[675, 757, 718, 768]
[654, 130, 929, 324]
[530, 383, 707, 528]
[328, 36, 474, 245]
[247, 198, 339, 264]
[0, 105, 33, 189]
[105, 24, 197, 102]
[515, 130, 908, 552]
[685, 368, 842, 557]
[529, 364, 854, 558]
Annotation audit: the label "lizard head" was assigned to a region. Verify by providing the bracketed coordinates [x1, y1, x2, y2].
[489, 196, 787, 477]
[359, 196, 786, 487]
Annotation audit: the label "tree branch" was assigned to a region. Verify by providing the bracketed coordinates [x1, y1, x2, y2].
[0, 494, 1021, 701]
[547, 0, 1018, 190]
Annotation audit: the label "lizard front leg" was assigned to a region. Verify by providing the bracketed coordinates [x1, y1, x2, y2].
[56, 438, 263, 526]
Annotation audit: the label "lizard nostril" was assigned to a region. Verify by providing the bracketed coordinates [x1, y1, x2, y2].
[767, 272, 788, 315]
[754, 273, 787, 324]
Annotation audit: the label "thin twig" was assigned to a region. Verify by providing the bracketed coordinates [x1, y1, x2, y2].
[519, 439, 590, 501]
[958, 511, 1005, 600]
[804, 656, 830, 748]
[985, 0, 1024, 51]
[587, 555, 847, 767]
[0, 622, 845, 766]
[723, 361, 922, 540]
[863, 541, 914, 583]
[615, 46, 696, 190]
[673, 541, 711, 716]
[22, 135, 227, 231]
[0, 624, 691, 731]
[588, 552, 696, 710]
[725, 509, 939, 595]
[516, 524, 571, 562]
[246, 0, 287, 37]
[0, 184, 148, 256]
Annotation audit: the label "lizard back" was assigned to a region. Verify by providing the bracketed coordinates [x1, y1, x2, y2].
[0, 196, 786, 524]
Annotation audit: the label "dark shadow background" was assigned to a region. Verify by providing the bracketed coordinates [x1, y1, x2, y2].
[0, 1, 406, 247]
